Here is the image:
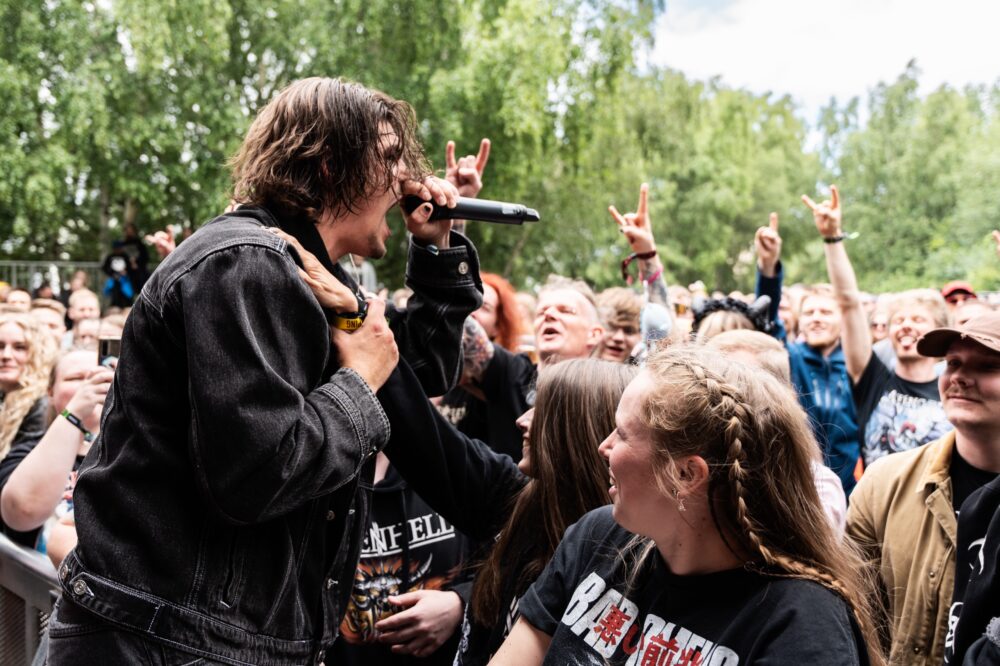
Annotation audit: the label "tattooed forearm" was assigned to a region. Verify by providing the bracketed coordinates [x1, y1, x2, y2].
[461, 315, 494, 384]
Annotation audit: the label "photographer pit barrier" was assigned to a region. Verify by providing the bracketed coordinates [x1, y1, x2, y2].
[0, 533, 58, 665]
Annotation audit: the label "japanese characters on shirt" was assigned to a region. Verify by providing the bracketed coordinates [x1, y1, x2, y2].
[560, 572, 737, 666]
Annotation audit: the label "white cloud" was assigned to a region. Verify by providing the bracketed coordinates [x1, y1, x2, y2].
[651, 0, 1000, 125]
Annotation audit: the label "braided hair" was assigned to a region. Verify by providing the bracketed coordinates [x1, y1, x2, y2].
[631, 345, 886, 665]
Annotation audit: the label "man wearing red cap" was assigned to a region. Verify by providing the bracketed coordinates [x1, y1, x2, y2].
[941, 280, 978, 312]
[846, 311, 1000, 665]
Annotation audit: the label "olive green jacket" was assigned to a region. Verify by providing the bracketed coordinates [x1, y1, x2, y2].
[846, 431, 956, 666]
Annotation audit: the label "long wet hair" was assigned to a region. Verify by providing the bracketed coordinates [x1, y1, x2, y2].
[470, 359, 637, 626]
[230, 77, 430, 222]
[0, 314, 54, 456]
[626, 345, 886, 665]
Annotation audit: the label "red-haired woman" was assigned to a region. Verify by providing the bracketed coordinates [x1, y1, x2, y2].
[472, 273, 523, 352]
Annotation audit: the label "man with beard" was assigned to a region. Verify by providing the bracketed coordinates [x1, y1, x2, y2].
[754, 211, 860, 493]
[803, 186, 950, 467]
[847, 311, 1000, 665]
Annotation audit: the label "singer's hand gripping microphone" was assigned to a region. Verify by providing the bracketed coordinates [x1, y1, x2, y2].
[401, 196, 540, 225]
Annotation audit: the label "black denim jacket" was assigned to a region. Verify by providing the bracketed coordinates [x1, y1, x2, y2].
[59, 207, 482, 665]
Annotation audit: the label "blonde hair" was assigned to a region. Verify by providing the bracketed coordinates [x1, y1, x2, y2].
[68, 289, 99, 309]
[886, 289, 948, 328]
[626, 345, 886, 665]
[596, 287, 642, 329]
[0, 314, 56, 456]
[797, 284, 838, 314]
[30, 298, 67, 317]
[706, 330, 790, 383]
[694, 310, 754, 342]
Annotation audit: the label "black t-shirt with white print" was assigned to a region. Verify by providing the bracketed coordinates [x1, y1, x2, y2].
[853, 355, 950, 466]
[945, 474, 1000, 664]
[519, 507, 869, 666]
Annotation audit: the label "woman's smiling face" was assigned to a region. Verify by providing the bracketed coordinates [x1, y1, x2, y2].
[0, 322, 29, 393]
[598, 371, 672, 536]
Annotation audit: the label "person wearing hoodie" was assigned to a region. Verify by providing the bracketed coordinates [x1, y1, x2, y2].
[754, 211, 860, 493]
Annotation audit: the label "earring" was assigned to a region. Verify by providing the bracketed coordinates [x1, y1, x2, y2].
[674, 489, 687, 512]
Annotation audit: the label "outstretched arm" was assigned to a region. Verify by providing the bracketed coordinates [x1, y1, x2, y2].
[489, 617, 551, 666]
[609, 183, 674, 317]
[754, 212, 786, 340]
[802, 186, 870, 382]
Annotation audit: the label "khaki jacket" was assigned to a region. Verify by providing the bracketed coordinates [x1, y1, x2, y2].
[846, 431, 956, 666]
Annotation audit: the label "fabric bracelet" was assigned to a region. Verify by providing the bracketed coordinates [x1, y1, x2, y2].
[60, 409, 94, 443]
[621, 250, 658, 283]
[643, 267, 664, 285]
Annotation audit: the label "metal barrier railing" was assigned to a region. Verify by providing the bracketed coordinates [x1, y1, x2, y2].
[0, 261, 103, 299]
[0, 534, 59, 666]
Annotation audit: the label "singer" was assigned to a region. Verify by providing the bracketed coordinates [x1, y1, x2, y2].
[47, 77, 483, 666]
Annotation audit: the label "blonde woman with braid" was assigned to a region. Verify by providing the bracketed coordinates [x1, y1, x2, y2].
[0, 312, 55, 545]
[491, 346, 886, 666]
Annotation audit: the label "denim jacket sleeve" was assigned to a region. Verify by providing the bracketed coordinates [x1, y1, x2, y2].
[387, 231, 484, 397]
[377, 360, 527, 541]
[164, 243, 390, 525]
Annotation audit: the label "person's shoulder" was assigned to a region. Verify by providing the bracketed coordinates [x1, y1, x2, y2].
[23, 396, 48, 423]
[765, 576, 848, 607]
[175, 209, 283, 260]
[853, 434, 951, 507]
[860, 353, 890, 381]
[864, 434, 947, 481]
[572, 506, 630, 547]
[766, 578, 850, 622]
[149, 210, 294, 295]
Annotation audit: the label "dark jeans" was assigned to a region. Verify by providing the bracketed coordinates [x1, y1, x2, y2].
[47, 597, 220, 666]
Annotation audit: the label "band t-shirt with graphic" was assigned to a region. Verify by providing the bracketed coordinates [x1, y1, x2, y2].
[519, 507, 869, 666]
[853, 356, 951, 466]
[332, 465, 471, 666]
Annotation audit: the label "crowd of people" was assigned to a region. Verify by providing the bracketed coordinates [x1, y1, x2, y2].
[0, 76, 998, 665]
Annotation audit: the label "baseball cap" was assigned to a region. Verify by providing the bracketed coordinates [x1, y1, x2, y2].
[916, 311, 1000, 357]
[941, 280, 977, 301]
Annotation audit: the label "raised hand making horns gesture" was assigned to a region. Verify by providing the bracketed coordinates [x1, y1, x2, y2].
[445, 138, 491, 199]
[608, 182, 655, 255]
[801, 184, 843, 239]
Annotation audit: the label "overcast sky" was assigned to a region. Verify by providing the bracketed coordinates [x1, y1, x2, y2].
[650, 0, 1000, 127]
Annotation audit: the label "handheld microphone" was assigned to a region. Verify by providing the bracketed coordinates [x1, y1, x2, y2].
[401, 196, 540, 225]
